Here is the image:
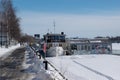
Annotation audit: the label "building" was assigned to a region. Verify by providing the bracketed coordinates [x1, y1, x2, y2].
[110, 36, 120, 43]
[68, 38, 112, 54]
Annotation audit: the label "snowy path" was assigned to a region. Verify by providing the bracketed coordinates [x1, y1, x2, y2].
[0, 47, 27, 80]
[47, 55, 120, 80]
[22, 46, 54, 80]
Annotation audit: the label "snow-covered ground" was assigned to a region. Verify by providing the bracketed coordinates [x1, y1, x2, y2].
[47, 55, 120, 80]
[21, 43, 120, 80]
[22, 46, 53, 80]
[0, 44, 20, 58]
[1, 43, 120, 80]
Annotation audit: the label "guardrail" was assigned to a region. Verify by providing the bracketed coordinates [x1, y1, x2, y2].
[29, 45, 68, 80]
[46, 60, 67, 80]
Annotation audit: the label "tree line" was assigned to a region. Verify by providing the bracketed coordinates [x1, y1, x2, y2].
[0, 0, 21, 41]
[0, 0, 35, 44]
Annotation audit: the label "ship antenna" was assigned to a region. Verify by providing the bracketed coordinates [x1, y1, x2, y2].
[48, 29, 49, 33]
[53, 20, 56, 34]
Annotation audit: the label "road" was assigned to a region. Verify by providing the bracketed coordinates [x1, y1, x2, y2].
[0, 47, 29, 80]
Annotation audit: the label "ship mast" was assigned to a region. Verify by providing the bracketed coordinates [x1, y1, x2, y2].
[53, 20, 55, 34]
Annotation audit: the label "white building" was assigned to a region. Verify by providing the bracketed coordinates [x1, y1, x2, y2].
[68, 38, 112, 54]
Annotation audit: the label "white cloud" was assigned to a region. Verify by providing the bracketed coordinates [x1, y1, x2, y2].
[19, 11, 120, 38]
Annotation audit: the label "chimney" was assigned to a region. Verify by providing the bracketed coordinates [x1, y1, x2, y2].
[61, 32, 64, 35]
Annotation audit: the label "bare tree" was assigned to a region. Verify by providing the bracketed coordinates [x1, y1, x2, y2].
[0, 0, 21, 41]
[20, 34, 35, 43]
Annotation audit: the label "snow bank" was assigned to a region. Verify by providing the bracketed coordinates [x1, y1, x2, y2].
[23, 46, 53, 80]
[0, 44, 20, 58]
[55, 47, 64, 56]
[47, 47, 64, 57]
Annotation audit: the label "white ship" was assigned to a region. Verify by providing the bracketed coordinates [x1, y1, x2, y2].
[43, 32, 67, 57]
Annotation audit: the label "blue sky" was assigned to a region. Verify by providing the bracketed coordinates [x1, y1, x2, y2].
[13, 0, 120, 38]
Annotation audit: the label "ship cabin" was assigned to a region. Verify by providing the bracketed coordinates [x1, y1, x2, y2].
[43, 32, 66, 49]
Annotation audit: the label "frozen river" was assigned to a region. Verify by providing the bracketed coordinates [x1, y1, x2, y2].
[47, 54, 120, 80]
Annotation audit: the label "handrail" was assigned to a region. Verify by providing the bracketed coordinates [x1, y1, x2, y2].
[45, 59, 68, 80]
[29, 45, 68, 80]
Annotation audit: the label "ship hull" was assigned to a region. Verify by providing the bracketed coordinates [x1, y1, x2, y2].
[46, 47, 64, 57]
